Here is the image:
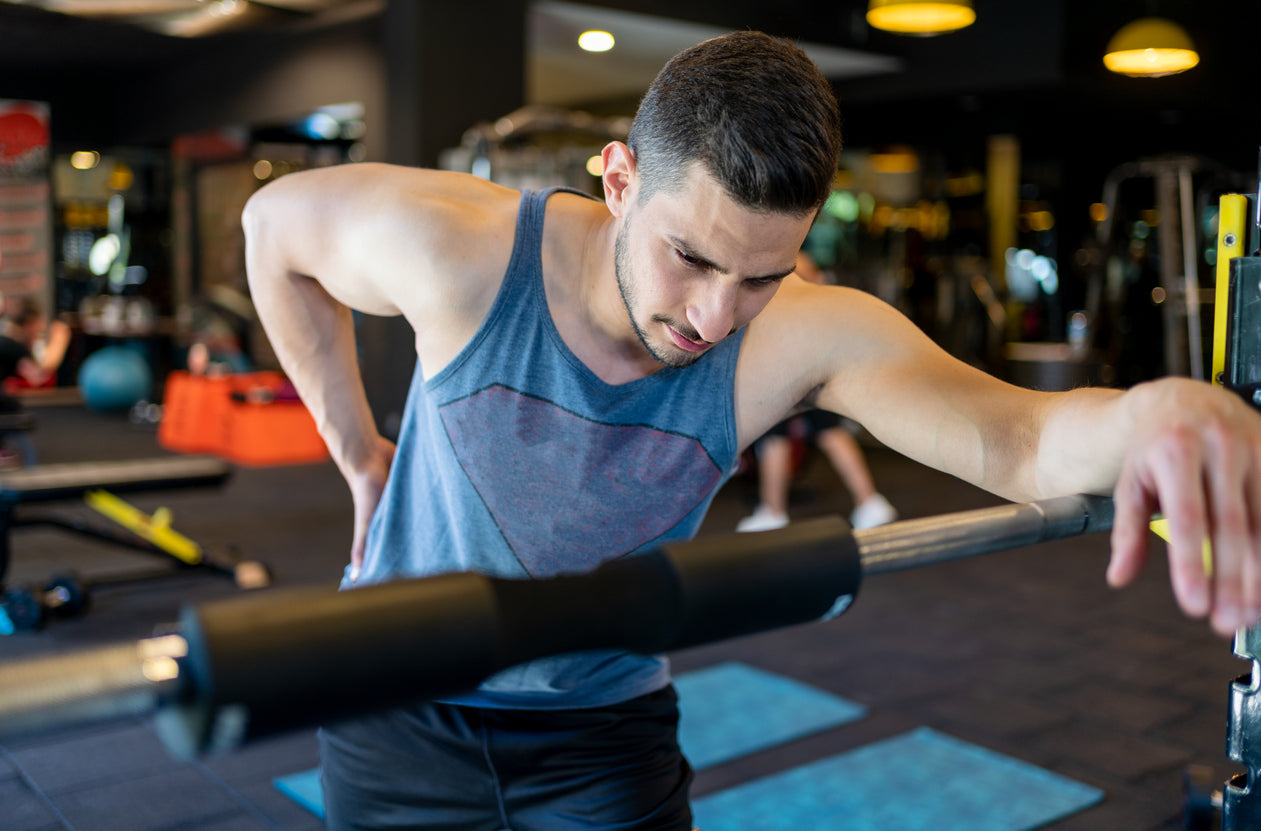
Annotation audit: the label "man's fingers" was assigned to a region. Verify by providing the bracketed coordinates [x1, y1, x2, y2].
[348, 515, 369, 583]
[1200, 424, 1254, 634]
[344, 434, 395, 584]
[1247, 476, 1261, 621]
[1106, 380, 1261, 637]
[1137, 427, 1214, 620]
[1108, 467, 1156, 589]
[349, 541, 364, 582]
[1198, 420, 1261, 636]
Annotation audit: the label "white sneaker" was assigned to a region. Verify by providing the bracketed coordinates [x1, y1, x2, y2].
[850, 493, 897, 530]
[736, 504, 789, 533]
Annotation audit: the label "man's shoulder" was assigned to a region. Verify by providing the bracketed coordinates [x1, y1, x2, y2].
[297, 166, 524, 284]
[734, 282, 890, 439]
[749, 279, 867, 339]
[268, 163, 522, 235]
[344, 165, 521, 232]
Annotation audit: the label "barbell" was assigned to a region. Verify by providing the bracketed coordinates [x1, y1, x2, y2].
[0, 493, 1113, 758]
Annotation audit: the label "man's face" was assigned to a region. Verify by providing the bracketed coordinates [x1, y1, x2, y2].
[613, 165, 812, 369]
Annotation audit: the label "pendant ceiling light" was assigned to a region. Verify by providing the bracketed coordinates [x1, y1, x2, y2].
[1103, 17, 1199, 77]
[866, 0, 975, 36]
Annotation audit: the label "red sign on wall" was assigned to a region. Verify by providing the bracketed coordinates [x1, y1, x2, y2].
[0, 100, 52, 302]
[0, 100, 50, 175]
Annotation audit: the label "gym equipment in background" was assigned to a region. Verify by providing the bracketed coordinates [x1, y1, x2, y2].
[77, 345, 153, 412]
[439, 105, 629, 196]
[0, 493, 1111, 757]
[0, 455, 269, 633]
[159, 370, 328, 467]
[1092, 155, 1253, 384]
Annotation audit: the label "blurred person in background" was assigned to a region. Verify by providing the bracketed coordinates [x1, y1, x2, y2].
[738, 251, 897, 532]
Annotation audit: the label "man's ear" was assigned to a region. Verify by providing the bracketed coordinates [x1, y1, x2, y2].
[601, 141, 636, 217]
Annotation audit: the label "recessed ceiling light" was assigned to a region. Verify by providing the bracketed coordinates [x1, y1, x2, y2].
[578, 30, 614, 52]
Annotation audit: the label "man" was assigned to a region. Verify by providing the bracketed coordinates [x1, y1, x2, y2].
[244, 31, 1261, 831]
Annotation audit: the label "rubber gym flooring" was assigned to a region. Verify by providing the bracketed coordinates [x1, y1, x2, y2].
[0, 401, 1246, 830]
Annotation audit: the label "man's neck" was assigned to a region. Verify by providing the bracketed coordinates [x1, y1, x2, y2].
[546, 204, 661, 385]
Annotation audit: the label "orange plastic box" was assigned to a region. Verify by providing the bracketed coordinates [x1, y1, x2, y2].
[158, 371, 232, 455]
[160, 371, 328, 467]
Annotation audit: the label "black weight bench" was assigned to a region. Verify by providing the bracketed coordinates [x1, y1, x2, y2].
[0, 455, 229, 508]
[0, 456, 265, 630]
[0, 411, 37, 433]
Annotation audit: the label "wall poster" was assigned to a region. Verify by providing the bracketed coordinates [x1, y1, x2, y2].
[0, 99, 52, 311]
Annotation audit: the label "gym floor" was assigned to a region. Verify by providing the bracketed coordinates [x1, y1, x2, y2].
[0, 402, 1244, 831]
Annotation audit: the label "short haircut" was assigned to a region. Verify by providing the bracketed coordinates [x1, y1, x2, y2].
[627, 31, 842, 216]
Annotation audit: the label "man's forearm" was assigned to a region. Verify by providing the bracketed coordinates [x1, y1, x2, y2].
[265, 282, 377, 475]
[244, 231, 381, 481]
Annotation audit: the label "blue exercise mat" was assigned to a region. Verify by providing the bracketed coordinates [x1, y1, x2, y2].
[691, 726, 1105, 831]
[675, 661, 867, 770]
[274, 661, 864, 818]
[273, 768, 325, 819]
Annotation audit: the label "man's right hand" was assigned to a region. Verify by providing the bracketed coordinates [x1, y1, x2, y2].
[346, 434, 397, 582]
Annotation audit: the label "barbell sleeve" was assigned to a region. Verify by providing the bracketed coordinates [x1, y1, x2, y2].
[0, 634, 186, 738]
[856, 493, 1115, 575]
[0, 494, 1113, 757]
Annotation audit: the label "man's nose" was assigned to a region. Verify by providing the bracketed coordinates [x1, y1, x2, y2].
[685, 284, 737, 344]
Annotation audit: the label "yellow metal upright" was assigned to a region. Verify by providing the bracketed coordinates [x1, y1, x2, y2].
[1213, 194, 1249, 385]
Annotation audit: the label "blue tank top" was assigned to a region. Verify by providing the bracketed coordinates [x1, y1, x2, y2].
[354, 187, 745, 709]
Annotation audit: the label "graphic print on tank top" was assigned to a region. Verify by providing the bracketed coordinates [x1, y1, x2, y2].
[440, 383, 723, 577]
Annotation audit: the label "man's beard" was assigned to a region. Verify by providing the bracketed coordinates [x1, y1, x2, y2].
[614, 218, 706, 370]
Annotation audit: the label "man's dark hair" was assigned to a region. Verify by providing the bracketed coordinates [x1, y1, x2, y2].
[627, 31, 842, 215]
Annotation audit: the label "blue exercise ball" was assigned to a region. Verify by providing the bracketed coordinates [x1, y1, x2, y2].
[78, 346, 153, 412]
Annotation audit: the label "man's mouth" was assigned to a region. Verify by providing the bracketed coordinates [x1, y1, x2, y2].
[667, 325, 710, 353]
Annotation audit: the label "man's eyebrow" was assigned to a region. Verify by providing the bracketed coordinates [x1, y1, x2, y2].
[760, 263, 799, 282]
[668, 236, 796, 282]
[669, 236, 725, 273]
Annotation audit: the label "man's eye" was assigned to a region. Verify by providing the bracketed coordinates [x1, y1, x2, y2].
[676, 250, 703, 268]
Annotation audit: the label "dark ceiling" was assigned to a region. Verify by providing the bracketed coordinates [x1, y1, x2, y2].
[0, 0, 1257, 175]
